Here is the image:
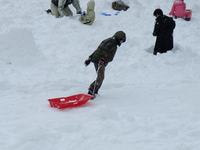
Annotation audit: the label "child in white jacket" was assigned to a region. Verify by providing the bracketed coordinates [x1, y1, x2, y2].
[49, 0, 82, 18]
[79, 0, 95, 25]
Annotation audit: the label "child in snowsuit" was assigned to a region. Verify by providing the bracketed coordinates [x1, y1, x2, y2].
[79, 0, 95, 25]
[169, 0, 192, 21]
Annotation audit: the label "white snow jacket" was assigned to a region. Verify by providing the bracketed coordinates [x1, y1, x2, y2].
[52, 0, 81, 17]
[79, 0, 95, 25]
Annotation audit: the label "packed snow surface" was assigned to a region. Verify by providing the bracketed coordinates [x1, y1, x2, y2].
[0, 0, 200, 150]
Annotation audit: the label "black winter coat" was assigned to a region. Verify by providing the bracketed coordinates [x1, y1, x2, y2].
[153, 15, 175, 55]
[89, 31, 126, 66]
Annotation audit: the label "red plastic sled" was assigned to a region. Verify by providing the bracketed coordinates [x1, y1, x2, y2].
[48, 94, 94, 109]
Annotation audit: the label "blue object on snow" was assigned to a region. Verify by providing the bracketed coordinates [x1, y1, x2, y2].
[100, 12, 111, 16]
[100, 11, 120, 16]
[114, 11, 120, 16]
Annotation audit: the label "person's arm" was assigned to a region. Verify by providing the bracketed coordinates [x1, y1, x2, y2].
[153, 20, 160, 36]
[183, 2, 186, 11]
[72, 0, 82, 14]
[101, 40, 117, 63]
[169, 3, 175, 15]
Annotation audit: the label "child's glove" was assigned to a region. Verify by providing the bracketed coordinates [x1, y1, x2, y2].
[77, 11, 82, 14]
[81, 11, 86, 17]
[84, 58, 91, 66]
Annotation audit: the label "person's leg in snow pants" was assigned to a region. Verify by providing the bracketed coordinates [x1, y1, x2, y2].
[88, 63, 105, 95]
[185, 9, 192, 20]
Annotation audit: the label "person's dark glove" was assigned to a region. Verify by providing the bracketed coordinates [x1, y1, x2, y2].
[46, 9, 51, 14]
[99, 58, 105, 66]
[81, 11, 86, 17]
[77, 11, 82, 14]
[84, 58, 91, 66]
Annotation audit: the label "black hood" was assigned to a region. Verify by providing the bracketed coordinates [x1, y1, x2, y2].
[113, 31, 126, 45]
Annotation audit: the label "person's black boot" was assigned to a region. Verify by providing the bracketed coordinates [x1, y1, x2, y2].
[185, 18, 190, 21]
[46, 9, 52, 14]
[88, 91, 95, 100]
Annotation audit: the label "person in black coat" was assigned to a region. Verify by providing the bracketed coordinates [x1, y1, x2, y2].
[153, 9, 176, 55]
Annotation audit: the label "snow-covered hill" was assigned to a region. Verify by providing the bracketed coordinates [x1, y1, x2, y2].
[0, 0, 200, 149]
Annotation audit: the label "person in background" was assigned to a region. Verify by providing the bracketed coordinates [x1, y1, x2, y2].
[84, 31, 126, 98]
[46, 0, 82, 18]
[112, 0, 129, 11]
[169, 0, 192, 21]
[153, 9, 176, 55]
[79, 0, 95, 25]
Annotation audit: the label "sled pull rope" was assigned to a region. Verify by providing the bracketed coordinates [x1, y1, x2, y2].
[92, 65, 101, 95]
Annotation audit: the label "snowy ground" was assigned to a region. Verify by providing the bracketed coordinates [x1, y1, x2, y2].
[0, 0, 200, 150]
